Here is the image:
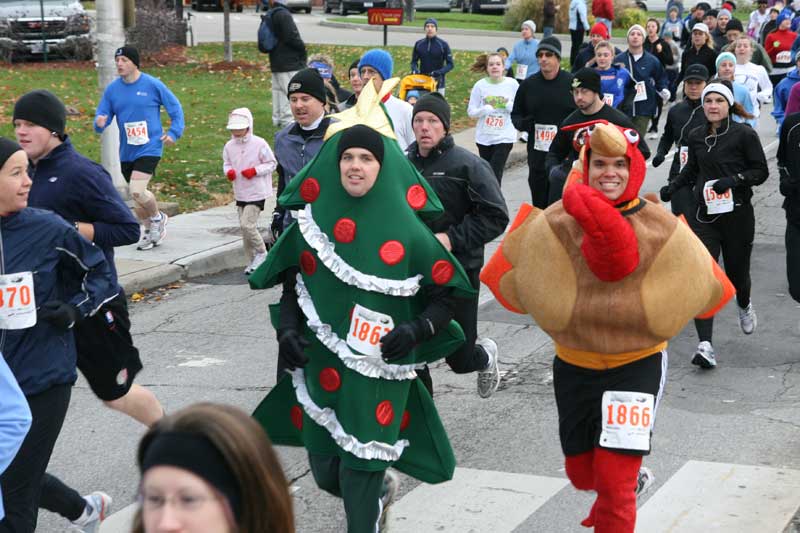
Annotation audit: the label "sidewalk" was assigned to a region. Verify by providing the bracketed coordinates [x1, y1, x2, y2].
[115, 127, 528, 294]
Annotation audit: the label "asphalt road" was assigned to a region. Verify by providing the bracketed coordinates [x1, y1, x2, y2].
[36, 102, 800, 532]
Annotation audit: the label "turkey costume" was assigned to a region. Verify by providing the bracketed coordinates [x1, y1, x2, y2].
[248, 79, 475, 531]
[480, 121, 735, 532]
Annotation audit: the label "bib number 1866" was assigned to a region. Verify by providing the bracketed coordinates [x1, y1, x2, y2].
[599, 391, 655, 451]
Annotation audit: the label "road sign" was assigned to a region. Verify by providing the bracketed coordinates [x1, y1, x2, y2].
[367, 8, 403, 25]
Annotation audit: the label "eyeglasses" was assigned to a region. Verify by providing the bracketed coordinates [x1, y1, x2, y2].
[139, 491, 219, 513]
[537, 51, 556, 58]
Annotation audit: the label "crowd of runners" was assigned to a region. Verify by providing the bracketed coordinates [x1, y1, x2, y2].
[1, 0, 800, 531]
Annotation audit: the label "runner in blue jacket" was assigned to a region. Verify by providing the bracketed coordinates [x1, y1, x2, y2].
[410, 18, 454, 95]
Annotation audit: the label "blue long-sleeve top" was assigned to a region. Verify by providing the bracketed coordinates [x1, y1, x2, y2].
[772, 68, 800, 129]
[0, 352, 31, 520]
[94, 72, 185, 161]
[569, 0, 589, 31]
[410, 36, 454, 88]
[732, 81, 757, 128]
[597, 65, 633, 108]
[27, 138, 140, 285]
[505, 38, 540, 78]
[615, 50, 668, 117]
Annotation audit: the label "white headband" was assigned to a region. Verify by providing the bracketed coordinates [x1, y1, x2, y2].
[702, 82, 734, 106]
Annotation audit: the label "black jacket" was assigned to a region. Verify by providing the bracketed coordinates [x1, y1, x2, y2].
[267, 5, 307, 73]
[655, 97, 706, 181]
[679, 45, 718, 83]
[511, 69, 576, 146]
[407, 135, 509, 271]
[571, 44, 623, 72]
[778, 112, 800, 224]
[644, 37, 674, 67]
[673, 119, 768, 212]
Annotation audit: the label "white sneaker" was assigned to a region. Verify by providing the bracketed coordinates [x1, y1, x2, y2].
[71, 491, 112, 533]
[248, 252, 267, 274]
[476, 338, 500, 398]
[378, 470, 399, 532]
[691, 341, 716, 369]
[136, 230, 153, 251]
[738, 303, 757, 335]
[519, 131, 528, 143]
[148, 212, 168, 247]
[635, 466, 655, 498]
[647, 131, 659, 140]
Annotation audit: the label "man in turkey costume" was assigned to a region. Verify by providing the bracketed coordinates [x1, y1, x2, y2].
[481, 120, 735, 532]
[249, 78, 475, 532]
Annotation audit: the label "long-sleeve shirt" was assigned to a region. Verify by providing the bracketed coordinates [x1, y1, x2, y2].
[410, 36, 454, 89]
[468, 77, 519, 145]
[94, 72, 185, 161]
[505, 38, 540, 79]
[222, 108, 277, 202]
[735, 61, 773, 119]
[569, 0, 589, 31]
[510, 70, 576, 153]
[0, 353, 31, 520]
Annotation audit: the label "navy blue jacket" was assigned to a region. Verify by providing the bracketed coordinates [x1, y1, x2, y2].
[615, 50, 668, 118]
[0, 208, 116, 395]
[410, 36, 454, 89]
[27, 138, 139, 285]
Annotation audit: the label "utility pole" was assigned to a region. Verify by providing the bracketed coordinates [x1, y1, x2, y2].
[96, 0, 127, 196]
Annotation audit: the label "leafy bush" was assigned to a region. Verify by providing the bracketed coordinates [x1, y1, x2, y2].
[615, 6, 648, 30]
[126, 1, 186, 53]
[503, 0, 544, 31]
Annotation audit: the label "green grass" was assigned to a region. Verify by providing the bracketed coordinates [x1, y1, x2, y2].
[80, 1, 96, 9]
[0, 42, 488, 212]
[328, 11, 507, 31]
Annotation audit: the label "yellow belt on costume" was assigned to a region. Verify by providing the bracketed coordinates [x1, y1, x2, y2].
[555, 341, 668, 370]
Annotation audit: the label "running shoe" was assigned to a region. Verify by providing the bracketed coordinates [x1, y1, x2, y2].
[136, 229, 153, 251]
[378, 470, 399, 532]
[476, 338, 500, 398]
[519, 131, 528, 143]
[148, 212, 168, 247]
[71, 491, 112, 533]
[691, 341, 717, 369]
[635, 466, 655, 498]
[738, 303, 757, 335]
[247, 252, 268, 275]
[647, 131, 659, 140]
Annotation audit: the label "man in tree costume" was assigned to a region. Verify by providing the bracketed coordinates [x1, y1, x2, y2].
[481, 121, 735, 532]
[249, 78, 475, 532]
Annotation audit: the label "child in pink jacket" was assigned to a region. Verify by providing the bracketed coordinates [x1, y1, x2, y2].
[222, 107, 277, 274]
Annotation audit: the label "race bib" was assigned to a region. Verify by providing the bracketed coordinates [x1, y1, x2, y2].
[124, 120, 149, 146]
[599, 390, 654, 451]
[515, 63, 528, 80]
[484, 114, 505, 130]
[534, 124, 558, 152]
[602, 93, 615, 106]
[346, 304, 394, 357]
[634, 81, 647, 102]
[703, 180, 734, 214]
[0, 272, 36, 330]
[678, 145, 689, 171]
[777, 50, 792, 64]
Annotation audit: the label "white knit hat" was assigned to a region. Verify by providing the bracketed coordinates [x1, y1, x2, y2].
[522, 20, 536, 33]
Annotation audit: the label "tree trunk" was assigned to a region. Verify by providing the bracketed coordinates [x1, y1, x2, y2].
[223, 0, 232, 62]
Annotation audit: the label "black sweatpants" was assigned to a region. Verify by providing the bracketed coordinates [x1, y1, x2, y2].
[39, 474, 85, 521]
[527, 148, 550, 209]
[690, 203, 755, 343]
[570, 29, 584, 68]
[308, 454, 385, 533]
[0, 384, 71, 533]
[477, 143, 513, 185]
[417, 268, 488, 395]
[787, 220, 800, 303]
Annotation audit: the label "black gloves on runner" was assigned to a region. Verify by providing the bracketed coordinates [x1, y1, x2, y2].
[659, 184, 675, 202]
[712, 177, 737, 194]
[381, 319, 430, 362]
[652, 154, 665, 168]
[38, 301, 79, 332]
[278, 328, 310, 370]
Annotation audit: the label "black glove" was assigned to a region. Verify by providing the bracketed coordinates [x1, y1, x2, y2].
[380, 319, 429, 362]
[659, 184, 674, 202]
[278, 328, 310, 370]
[38, 301, 79, 332]
[780, 168, 799, 196]
[652, 153, 665, 168]
[712, 176, 737, 195]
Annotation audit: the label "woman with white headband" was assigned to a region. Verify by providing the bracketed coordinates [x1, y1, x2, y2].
[660, 79, 767, 370]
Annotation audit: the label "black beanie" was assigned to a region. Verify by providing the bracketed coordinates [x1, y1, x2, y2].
[412, 92, 451, 132]
[349, 59, 360, 73]
[572, 68, 602, 95]
[13, 90, 66, 138]
[537, 36, 562, 58]
[338, 124, 384, 165]
[0, 138, 22, 170]
[288, 68, 327, 104]
[114, 45, 140, 68]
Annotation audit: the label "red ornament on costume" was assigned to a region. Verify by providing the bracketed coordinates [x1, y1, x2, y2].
[290, 405, 304, 429]
[319, 368, 342, 392]
[431, 260, 454, 285]
[300, 177, 320, 202]
[300, 251, 317, 275]
[400, 410, 410, 431]
[334, 218, 357, 243]
[375, 400, 394, 426]
[406, 184, 427, 210]
[379, 240, 405, 265]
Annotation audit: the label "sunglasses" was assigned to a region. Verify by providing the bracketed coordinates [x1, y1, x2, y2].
[537, 51, 556, 58]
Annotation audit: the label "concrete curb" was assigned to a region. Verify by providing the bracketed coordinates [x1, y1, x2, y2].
[319, 18, 519, 37]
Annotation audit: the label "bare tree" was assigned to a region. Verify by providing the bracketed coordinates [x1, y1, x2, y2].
[223, 0, 233, 62]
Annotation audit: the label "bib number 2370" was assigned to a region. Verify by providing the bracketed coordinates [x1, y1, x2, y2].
[346, 304, 395, 357]
[599, 391, 654, 451]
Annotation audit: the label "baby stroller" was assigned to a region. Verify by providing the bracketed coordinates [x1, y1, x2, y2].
[398, 74, 438, 105]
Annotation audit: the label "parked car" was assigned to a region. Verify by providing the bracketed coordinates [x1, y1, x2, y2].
[192, 0, 244, 12]
[0, 0, 92, 61]
[415, 0, 451, 12]
[258, 0, 312, 13]
[323, 0, 386, 16]
[460, 0, 506, 14]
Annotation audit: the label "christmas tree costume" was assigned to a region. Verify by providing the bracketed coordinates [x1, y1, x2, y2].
[249, 79, 475, 531]
[481, 121, 735, 533]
